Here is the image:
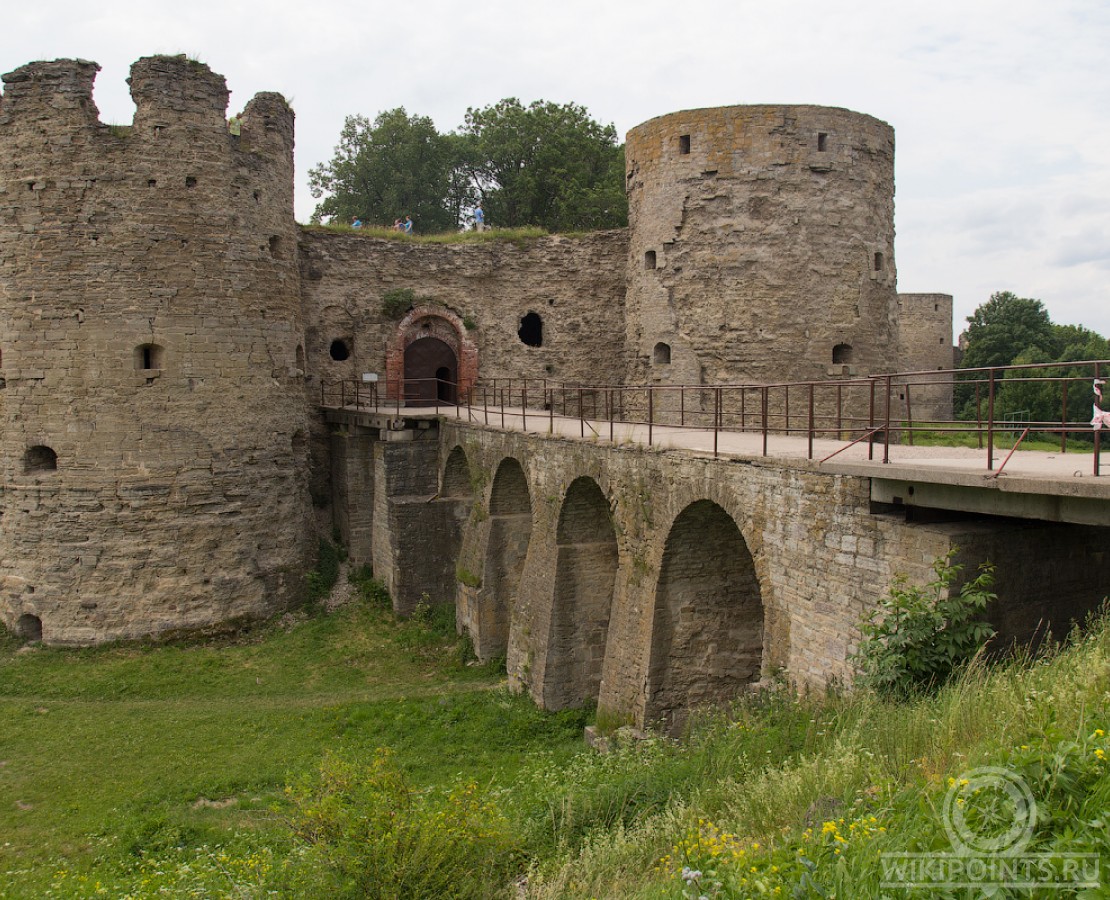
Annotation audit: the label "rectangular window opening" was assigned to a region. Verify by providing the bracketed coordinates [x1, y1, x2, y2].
[817, 132, 828, 152]
[678, 134, 691, 155]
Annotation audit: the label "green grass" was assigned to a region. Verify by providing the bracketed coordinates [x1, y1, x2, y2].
[906, 427, 1093, 453]
[0, 580, 589, 898]
[3, 572, 1107, 898]
[521, 619, 1110, 898]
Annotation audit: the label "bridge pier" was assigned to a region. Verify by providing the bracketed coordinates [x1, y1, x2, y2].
[326, 410, 1110, 732]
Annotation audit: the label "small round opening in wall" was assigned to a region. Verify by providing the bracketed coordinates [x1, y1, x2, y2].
[329, 339, 351, 361]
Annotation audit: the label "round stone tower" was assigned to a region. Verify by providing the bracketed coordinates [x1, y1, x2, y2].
[0, 56, 312, 644]
[624, 105, 898, 389]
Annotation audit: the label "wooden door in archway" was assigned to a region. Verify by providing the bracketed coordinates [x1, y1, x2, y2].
[404, 337, 457, 405]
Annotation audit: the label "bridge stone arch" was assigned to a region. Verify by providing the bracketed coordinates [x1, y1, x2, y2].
[544, 475, 619, 710]
[644, 498, 765, 734]
[441, 444, 473, 498]
[468, 456, 533, 661]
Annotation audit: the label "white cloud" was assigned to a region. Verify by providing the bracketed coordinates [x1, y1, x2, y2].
[3, 0, 1109, 334]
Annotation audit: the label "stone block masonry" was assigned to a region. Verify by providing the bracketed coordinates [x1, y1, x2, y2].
[0, 57, 313, 643]
[2, 53, 958, 647]
[327, 415, 1108, 731]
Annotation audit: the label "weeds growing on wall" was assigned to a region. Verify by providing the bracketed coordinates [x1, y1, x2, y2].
[381, 287, 416, 319]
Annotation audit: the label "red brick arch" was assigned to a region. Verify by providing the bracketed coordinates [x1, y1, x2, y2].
[384, 304, 478, 403]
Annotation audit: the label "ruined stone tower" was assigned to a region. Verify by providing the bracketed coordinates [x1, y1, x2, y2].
[0, 56, 312, 643]
[624, 106, 899, 388]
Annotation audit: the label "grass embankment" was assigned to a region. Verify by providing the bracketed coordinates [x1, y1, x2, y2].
[299, 224, 598, 244]
[0, 572, 588, 898]
[2, 573, 1107, 898]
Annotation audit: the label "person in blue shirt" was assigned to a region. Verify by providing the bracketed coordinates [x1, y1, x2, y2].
[474, 204, 485, 232]
[403, 216, 413, 234]
[351, 217, 362, 228]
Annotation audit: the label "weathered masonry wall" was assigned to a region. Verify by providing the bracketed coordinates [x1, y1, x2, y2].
[331, 418, 1108, 731]
[0, 57, 313, 643]
[625, 106, 899, 390]
[298, 229, 629, 389]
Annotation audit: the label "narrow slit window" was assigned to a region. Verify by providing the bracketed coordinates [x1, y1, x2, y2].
[678, 134, 691, 155]
[135, 343, 164, 371]
[817, 132, 828, 152]
[874, 251, 884, 272]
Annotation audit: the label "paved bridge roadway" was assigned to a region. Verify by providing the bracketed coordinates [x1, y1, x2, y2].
[325, 399, 1110, 527]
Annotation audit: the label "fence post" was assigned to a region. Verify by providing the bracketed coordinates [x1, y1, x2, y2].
[609, 389, 614, 443]
[883, 375, 892, 464]
[868, 379, 875, 460]
[1061, 382, 1068, 454]
[986, 368, 996, 471]
[762, 387, 769, 456]
[522, 383, 527, 433]
[714, 388, 720, 458]
[904, 384, 914, 446]
[1095, 362, 1102, 477]
[647, 388, 653, 447]
[808, 383, 815, 460]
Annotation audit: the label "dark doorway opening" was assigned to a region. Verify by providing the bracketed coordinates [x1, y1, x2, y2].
[17, 614, 42, 643]
[404, 337, 457, 406]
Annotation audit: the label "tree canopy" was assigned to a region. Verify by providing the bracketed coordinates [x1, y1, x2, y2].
[308, 109, 457, 232]
[308, 99, 627, 233]
[956, 291, 1110, 426]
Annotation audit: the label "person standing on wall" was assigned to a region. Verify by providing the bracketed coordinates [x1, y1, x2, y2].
[474, 204, 485, 232]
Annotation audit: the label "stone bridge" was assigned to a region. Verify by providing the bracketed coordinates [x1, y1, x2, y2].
[327, 407, 1110, 732]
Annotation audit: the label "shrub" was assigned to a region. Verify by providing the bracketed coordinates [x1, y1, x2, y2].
[381, 288, 416, 319]
[853, 550, 996, 698]
[305, 537, 342, 601]
[281, 749, 519, 899]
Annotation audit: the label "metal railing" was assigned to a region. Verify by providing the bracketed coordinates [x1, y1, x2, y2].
[319, 359, 1109, 476]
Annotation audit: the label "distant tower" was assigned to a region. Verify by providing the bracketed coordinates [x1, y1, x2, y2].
[624, 105, 898, 389]
[0, 57, 312, 643]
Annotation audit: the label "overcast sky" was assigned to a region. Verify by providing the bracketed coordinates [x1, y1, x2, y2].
[5, 0, 1109, 338]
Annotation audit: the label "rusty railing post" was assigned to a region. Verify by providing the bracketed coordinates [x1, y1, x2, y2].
[883, 375, 892, 464]
[522, 382, 527, 433]
[868, 378, 876, 460]
[808, 382, 815, 460]
[714, 388, 720, 458]
[986, 368, 996, 471]
[762, 386, 769, 456]
[648, 387, 653, 448]
[1095, 362, 1102, 477]
[1061, 381, 1068, 453]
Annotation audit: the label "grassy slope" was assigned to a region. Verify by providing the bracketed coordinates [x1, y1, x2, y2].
[3, 587, 1107, 899]
[0, 598, 589, 898]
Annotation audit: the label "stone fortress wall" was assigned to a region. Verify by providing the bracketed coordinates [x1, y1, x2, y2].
[0, 56, 955, 644]
[0, 57, 313, 644]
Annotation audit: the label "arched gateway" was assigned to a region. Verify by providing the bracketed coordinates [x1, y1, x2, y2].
[404, 336, 457, 405]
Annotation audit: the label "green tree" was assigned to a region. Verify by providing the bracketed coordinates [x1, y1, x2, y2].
[457, 99, 628, 232]
[957, 293, 1110, 428]
[959, 291, 1057, 371]
[308, 109, 456, 232]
